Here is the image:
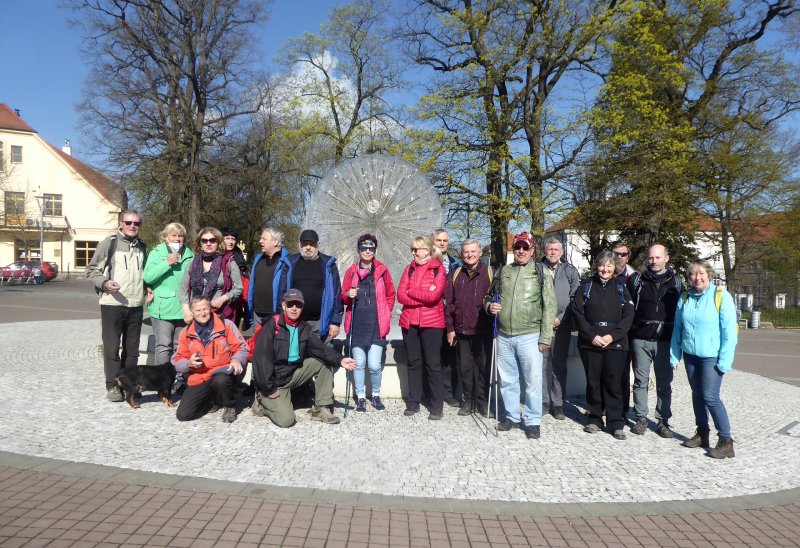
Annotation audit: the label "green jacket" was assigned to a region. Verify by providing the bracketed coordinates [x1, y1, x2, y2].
[143, 242, 194, 320]
[484, 260, 557, 344]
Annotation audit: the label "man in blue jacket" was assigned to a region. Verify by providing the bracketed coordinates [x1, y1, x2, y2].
[287, 229, 343, 343]
[248, 227, 291, 325]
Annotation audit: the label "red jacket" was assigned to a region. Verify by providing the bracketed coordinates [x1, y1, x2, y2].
[340, 259, 396, 338]
[172, 314, 248, 386]
[397, 258, 446, 329]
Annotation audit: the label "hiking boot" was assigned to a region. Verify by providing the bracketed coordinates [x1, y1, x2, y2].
[106, 386, 124, 403]
[221, 407, 237, 423]
[497, 421, 518, 432]
[251, 396, 267, 417]
[707, 436, 735, 459]
[656, 420, 674, 439]
[444, 397, 460, 407]
[371, 396, 385, 412]
[613, 429, 627, 440]
[207, 404, 220, 414]
[457, 402, 472, 416]
[404, 403, 420, 416]
[631, 417, 648, 435]
[551, 406, 565, 420]
[584, 424, 599, 434]
[428, 410, 443, 421]
[682, 427, 710, 449]
[356, 398, 367, 413]
[525, 425, 541, 439]
[309, 405, 340, 424]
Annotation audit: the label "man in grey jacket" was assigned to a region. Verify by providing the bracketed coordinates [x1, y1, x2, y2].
[540, 237, 580, 420]
[86, 210, 147, 402]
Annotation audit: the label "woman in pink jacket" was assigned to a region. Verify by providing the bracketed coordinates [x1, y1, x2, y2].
[341, 234, 396, 413]
[398, 235, 447, 420]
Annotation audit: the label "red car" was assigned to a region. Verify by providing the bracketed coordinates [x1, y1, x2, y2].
[1, 261, 57, 283]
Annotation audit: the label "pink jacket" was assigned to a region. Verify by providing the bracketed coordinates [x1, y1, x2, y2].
[340, 259, 396, 338]
[397, 258, 446, 329]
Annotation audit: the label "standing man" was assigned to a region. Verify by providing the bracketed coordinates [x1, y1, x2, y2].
[86, 210, 147, 402]
[432, 228, 462, 407]
[445, 239, 493, 416]
[484, 232, 557, 440]
[539, 237, 580, 420]
[247, 227, 291, 325]
[612, 240, 636, 419]
[628, 244, 682, 438]
[287, 229, 343, 342]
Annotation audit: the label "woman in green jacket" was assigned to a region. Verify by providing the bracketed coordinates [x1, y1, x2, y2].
[143, 222, 194, 366]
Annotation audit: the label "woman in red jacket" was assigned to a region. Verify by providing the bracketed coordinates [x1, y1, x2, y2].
[398, 235, 447, 420]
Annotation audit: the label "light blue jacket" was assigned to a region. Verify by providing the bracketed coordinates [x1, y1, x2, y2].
[670, 283, 738, 372]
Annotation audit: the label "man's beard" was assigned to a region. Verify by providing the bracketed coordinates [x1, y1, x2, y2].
[301, 249, 319, 260]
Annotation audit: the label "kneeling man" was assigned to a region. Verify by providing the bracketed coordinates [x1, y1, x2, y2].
[252, 289, 355, 427]
[172, 295, 247, 423]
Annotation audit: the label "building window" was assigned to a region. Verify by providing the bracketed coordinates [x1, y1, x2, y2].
[4, 191, 26, 225]
[75, 241, 99, 269]
[42, 194, 63, 216]
[14, 239, 40, 261]
[10, 145, 22, 164]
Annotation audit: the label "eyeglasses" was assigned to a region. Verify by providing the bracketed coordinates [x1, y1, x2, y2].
[285, 302, 303, 309]
[411, 247, 428, 252]
[513, 244, 530, 251]
[200, 237, 217, 244]
[358, 246, 375, 253]
[613, 251, 629, 257]
[122, 220, 142, 227]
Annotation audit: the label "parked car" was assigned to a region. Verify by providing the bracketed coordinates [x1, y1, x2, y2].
[28, 261, 57, 281]
[1, 261, 57, 283]
[47, 262, 59, 278]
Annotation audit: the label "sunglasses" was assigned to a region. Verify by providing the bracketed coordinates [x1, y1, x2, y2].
[613, 251, 629, 257]
[285, 302, 304, 309]
[122, 220, 142, 227]
[411, 247, 428, 252]
[513, 244, 530, 251]
[201, 237, 217, 244]
[358, 246, 375, 252]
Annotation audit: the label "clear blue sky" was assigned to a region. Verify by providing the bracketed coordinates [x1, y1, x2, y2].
[0, 0, 333, 162]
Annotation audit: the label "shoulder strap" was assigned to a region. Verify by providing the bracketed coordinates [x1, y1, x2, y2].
[273, 314, 282, 336]
[681, 290, 689, 304]
[629, 272, 642, 310]
[451, 266, 462, 285]
[715, 286, 723, 313]
[106, 236, 117, 277]
[616, 282, 626, 307]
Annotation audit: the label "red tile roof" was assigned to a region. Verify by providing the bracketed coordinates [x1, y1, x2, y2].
[47, 143, 126, 208]
[0, 103, 36, 133]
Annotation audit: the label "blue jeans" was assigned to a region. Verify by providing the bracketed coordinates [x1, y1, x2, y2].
[352, 344, 383, 399]
[497, 332, 543, 427]
[684, 353, 731, 437]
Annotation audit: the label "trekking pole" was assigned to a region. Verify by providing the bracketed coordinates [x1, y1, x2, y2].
[344, 277, 357, 418]
[488, 292, 500, 433]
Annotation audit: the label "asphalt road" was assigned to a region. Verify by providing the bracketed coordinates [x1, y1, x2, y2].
[2, 278, 798, 386]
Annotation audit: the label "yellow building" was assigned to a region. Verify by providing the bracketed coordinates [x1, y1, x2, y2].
[0, 103, 126, 273]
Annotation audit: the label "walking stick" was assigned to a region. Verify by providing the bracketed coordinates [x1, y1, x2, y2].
[344, 276, 358, 418]
[488, 292, 500, 432]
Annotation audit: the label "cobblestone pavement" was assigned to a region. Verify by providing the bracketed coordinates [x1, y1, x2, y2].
[1, 319, 800, 546]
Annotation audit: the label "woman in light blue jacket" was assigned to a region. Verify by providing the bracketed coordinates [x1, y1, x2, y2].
[670, 260, 738, 459]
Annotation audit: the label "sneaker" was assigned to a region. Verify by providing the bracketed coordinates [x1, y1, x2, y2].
[525, 425, 541, 439]
[457, 402, 472, 416]
[428, 411, 443, 421]
[371, 396, 385, 412]
[444, 397, 460, 407]
[613, 429, 627, 440]
[584, 424, 599, 434]
[656, 420, 674, 439]
[221, 407, 237, 423]
[497, 421, 518, 432]
[356, 398, 367, 413]
[404, 403, 420, 416]
[551, 406, 566, 420]
[309, 405, 340, 424]
[106, 386, 124, 403]
[251, 396, 267, 417]
[631, 417, 647, 435]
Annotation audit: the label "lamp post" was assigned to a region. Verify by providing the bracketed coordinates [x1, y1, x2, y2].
[34, 196, 45, 262]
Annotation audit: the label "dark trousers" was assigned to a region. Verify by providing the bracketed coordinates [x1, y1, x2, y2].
[100, 305, 143, 390]
[622, 350, 632, 417]
[456, 333, 491, 411]
[176, 374, 238, 421]
[403, 326, 443, 411]
[440, 337, 461, 401]
[580, 348, 627, 431]
[543, 324, 572, 408]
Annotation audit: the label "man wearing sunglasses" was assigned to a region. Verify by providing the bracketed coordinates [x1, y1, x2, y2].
[251, 289, 357, 427]
[86, 210, 148, 402]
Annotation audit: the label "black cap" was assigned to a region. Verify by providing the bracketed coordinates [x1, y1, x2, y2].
[299, 229, 319, 243]
[282, 288, 305, 304]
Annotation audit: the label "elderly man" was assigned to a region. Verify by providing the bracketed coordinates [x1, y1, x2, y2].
[172, 295, 248, 423]
[612, 240, 636, 418]
[445, 238, 493, 416]
[251, 289, 356, 427]
[485, 232, 557, 439]
[433, 228, 463, 406]
[248, 227, 291, 325]
[287, 229, 343, 342]
[628, 244, 683, 438]
[539, 237, 580, 420]
[86, 210, 148, 402]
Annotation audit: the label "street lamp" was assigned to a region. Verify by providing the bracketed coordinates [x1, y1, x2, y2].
[34, 195, 45, 262]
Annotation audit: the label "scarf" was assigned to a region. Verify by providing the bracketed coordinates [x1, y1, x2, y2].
[190, 252, 223, 300]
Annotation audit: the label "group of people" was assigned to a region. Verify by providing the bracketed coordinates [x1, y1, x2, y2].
[87, 211, 738, 459]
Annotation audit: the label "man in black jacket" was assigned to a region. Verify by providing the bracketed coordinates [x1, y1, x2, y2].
[627, 244, 682, 438]
[251, 289, 356, 427]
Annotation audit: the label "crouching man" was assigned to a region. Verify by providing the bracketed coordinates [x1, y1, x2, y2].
[172, 295, 247, 423]
[252, 288, 356, 427]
